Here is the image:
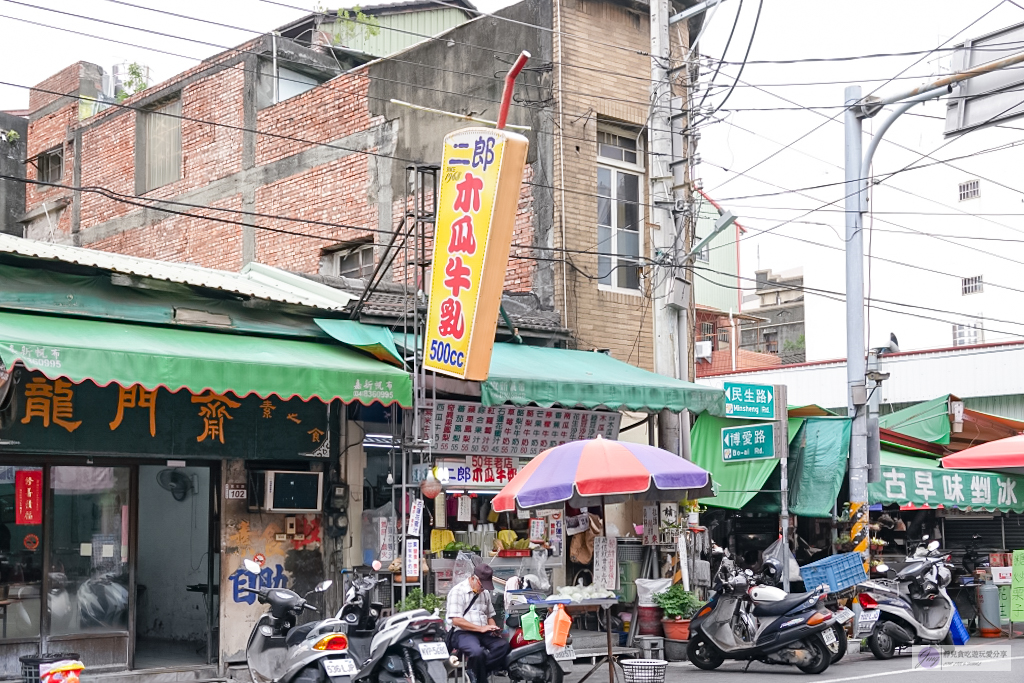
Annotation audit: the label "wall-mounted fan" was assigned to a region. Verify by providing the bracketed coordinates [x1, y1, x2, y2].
[156, 468, 197, 502]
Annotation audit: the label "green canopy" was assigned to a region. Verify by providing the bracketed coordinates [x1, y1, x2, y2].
[879, 395, 952, 445]
[869, 449, 1024, 513]
[788, 418, 852, 517]
[315, 318, 404, 367]
[481, 343, 725, 414]
[689, 413, 803, 510]
[690, 413, 851, 515]
[0, 311, 412, 406]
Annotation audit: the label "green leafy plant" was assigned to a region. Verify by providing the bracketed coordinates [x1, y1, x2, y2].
[117, 63, 148, 102]
[3, 129, 19, 144]
[652, 583, 703, 620]
[396, 588, 446, 615]
[316, 3, 381, 47]
[680, 499, 705, 514]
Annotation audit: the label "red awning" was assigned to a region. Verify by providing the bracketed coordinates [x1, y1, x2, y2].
[941, 434, 1024, 475]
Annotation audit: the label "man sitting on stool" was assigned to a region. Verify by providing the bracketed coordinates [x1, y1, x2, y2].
[447, 564, 510, 683]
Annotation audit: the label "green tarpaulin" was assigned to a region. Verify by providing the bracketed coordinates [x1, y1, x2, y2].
[870, 450, 1024, 513]
[879, 395, 952, 445]
[315, 318, 404, 366]
[690, 413, 803, 510]
[691, 413, 851, 516]
[0, 310, 412, 406]
[788, 418, 852, 517]
[481, 344, 725, 414]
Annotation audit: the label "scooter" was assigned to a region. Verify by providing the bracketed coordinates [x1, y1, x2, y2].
[687, 564, 837, 674]
[749, 559, 851, 665]
[241, 559, 352, 683]
[353, 606, 450, 683]
[855, 537, 955, 659]
[502, 610, 574, 683]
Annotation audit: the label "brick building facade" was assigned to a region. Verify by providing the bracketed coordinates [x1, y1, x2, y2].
[18, 0, 694, 370]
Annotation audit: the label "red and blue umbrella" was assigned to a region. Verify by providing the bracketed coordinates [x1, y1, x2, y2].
[492, 436, 713, 512]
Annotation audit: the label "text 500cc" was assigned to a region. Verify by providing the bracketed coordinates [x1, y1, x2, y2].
[429, 340, 464, 369]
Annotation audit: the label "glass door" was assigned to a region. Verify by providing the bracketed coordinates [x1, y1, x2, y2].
[46, 466, 131, 667]
[0, 466, 44, 641]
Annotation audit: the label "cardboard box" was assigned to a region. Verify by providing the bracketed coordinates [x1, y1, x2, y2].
[993, 566, 1013, 585]
[990, 553, 1006, 567]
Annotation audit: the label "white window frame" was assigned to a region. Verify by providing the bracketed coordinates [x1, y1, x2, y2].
[959, 179, 980, 201]
[597, 125, 645, 296]
[962, 275, 983, 296]
[332, 243, 375, 280]
[952, 322, 982, 347]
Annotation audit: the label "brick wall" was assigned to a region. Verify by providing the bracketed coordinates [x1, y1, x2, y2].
[552, 0, 663, 370]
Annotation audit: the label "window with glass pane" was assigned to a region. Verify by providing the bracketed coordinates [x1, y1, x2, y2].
[597, 166, 641, 290]
[0, 467, 44, 638]
[144, 98, 182, 192]
[337, 245, 374, 279]
[49, 466, 130, 635]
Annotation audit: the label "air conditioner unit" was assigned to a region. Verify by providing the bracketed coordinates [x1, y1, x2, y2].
[695, 340, 713, 362]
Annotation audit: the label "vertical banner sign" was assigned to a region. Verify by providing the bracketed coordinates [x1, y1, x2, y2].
[593, 536, 618, 590]
[1010, 549, 1024, 622]
[642, 505, 660, 546]
[15, 469, 42, 525]
[529, 517, 546, 543]
[406, 539, 420, 579]
[425, 128, 530, 380]
[457, 495, 472, 522]
[407, 499, 424, 537]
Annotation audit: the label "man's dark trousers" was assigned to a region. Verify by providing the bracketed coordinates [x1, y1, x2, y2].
[452, 630, 510, 683]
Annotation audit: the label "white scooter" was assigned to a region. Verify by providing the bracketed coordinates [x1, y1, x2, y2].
[854, 538, 955, 659]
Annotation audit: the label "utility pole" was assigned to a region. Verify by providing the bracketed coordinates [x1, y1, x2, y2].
[649, 0, 683, 456]
[844, 44, 1024, 565]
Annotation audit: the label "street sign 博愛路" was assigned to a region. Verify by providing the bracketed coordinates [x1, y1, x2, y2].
[722, 423, 776, 462]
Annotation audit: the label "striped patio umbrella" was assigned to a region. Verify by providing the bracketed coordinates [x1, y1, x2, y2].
[492, 436, 713, 512]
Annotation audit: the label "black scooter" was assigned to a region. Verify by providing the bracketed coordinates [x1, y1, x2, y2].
[687, 564, 837, 674]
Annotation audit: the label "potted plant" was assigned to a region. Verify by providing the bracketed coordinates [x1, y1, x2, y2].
[653, 583, 703, 641]
[681, 499, 705, 526]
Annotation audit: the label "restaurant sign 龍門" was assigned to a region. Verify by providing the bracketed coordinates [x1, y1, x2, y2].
[424, 128, 528, 380]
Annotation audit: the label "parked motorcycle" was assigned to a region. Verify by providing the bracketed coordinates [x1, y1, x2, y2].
[502, 609, 574, 683]
[687, 560, 837, 674]
[855, 537, 955, 659]
[753, 559, 850, 665]
[353, 605, 450, 683]
[241, 559, 351, 683]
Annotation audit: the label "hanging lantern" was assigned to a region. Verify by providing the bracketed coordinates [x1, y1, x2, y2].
[420, 469, 443, 499]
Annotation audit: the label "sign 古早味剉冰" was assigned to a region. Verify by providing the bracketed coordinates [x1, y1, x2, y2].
[424, 128, 529, 380]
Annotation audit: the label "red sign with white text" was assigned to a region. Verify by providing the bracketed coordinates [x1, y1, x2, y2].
[16, 469, 42, 525]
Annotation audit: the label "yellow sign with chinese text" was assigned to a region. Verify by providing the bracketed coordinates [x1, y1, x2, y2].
[424, 128, 528, 380]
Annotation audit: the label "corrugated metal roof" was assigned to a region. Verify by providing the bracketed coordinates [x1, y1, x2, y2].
[0, 234, 355, 311]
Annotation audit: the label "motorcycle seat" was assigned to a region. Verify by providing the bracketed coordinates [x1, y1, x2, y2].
[286, 622, 317, 647]
[751, 591, 816, 617]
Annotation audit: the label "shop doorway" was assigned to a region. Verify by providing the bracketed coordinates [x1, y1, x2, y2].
[134, 466, 213, 669]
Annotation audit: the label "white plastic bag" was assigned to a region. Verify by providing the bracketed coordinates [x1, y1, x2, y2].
[635, 578, 672, 606]
[453, 551, 482, 586]
[764, 538, 801, 582]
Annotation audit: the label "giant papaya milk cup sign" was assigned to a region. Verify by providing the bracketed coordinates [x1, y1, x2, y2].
[424, 128, 529, 380]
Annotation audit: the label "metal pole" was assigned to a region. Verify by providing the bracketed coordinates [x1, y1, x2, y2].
[844, 85, 870, 567]
[271, 32, 279, 104]
[651, 0, 681, 456]
[775, 385, 790, 592]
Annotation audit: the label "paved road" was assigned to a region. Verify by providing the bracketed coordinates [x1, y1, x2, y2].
[564, 637, 1023, 683]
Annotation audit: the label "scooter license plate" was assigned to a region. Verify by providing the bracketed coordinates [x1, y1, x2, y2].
[418, 642, 450, 660]
[822, 627, 838, 652]
[553, 645, 576, 661]
[835, 608, 854, 625]
[858, 610, 880, 634]
[323, 658, 359, 677]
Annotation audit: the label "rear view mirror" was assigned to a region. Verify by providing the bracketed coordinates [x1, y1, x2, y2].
[876, 564, 889, 573]
[928, 540, 940, 551]
[922, 535, 929, 541]
[244, 559, 261, 575]
[315, 580, 333, 593]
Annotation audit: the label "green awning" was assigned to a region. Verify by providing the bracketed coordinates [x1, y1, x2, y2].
[0, 311, 411, 407]
[689, 413, 803, 510]
[480, 343, 725, 414]
[788, 417, 852, 517]
[315, 318, 404, 367]
[879, 395, 952, 445]
[870, 450, 1024, 513]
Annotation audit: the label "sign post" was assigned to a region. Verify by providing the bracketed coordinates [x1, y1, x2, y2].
[775, 385, 791, 592]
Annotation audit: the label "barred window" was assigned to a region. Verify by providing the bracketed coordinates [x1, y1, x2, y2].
[958, 180, 979, 201]
[962, 275, 983, 296]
